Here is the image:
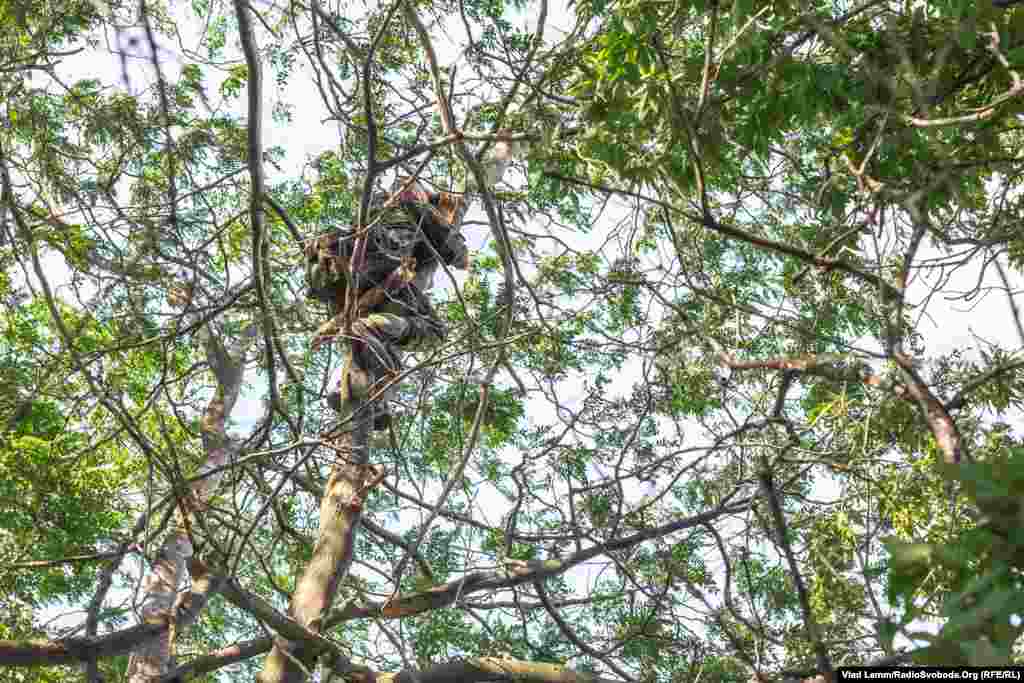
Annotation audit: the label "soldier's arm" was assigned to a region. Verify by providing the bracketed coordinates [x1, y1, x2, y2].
[422, 136, 525, 269]
[415, 197, 470, 269]
[438, 227, 469, 269]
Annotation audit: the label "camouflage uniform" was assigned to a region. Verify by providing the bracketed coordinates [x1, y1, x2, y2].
[305, 184, 469, 429]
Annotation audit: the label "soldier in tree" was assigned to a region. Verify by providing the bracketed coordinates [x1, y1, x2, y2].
[305, 139, 522, 430]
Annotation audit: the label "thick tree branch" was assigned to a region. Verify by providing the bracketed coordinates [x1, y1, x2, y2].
[0, 560, 224, 668]
[893, 352, 966, 464]
[220, 580, 350, 660]
[257, 410, 373, 683]
[759, 469, 833, 681]
[158, 638, 272, 682]
[327, 497, 751, 622]
[344, 656, 628, 683]
[126, 322, 253, 681]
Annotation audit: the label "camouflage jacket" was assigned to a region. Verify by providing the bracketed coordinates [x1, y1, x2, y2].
[305, 188, 468, 312]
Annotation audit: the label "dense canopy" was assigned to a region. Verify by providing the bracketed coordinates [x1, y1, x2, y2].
[2, 0, 1024, 681]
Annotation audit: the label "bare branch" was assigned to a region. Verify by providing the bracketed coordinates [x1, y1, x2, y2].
[759, 469, 833, 681]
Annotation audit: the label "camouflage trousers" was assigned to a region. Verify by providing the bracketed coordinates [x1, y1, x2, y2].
[325, 312, 446, 430]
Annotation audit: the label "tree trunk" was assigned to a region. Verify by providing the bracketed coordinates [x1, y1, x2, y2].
[258, 392, 372, 683]
[127, 323, 252, 681]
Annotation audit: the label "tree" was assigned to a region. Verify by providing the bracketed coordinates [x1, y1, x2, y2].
[2, 0, 1024, 681]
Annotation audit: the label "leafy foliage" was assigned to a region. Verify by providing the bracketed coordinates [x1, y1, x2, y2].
[2, 0, 1024, 681]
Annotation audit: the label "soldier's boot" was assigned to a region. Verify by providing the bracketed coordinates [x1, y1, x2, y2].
[351, 317, 403, 377]
[326, 395, 391, 430]
[402, 315, 447, 350]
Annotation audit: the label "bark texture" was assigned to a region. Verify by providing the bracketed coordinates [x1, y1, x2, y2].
[346, 656, 626, 683]
[126, 319, 252, 681]
[0, 564, 224, 668]
[257, 408, 372, 683]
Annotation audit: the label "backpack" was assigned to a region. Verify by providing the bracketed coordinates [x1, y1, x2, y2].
[304, 230, 350, 303]
[304, 190, 466, 304]
[304, 224, 418, 304]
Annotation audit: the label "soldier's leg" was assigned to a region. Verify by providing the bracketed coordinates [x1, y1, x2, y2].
[354, 312, 446, 352]
[398, 314, 447, 351]
[326, 345, 392, 431]
[327, 312, 445, 428]
[350, 314, 411, 431]
[325, 313, 411, 430]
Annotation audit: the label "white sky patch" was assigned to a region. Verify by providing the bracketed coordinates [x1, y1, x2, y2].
[909, 242, 1023, 358]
